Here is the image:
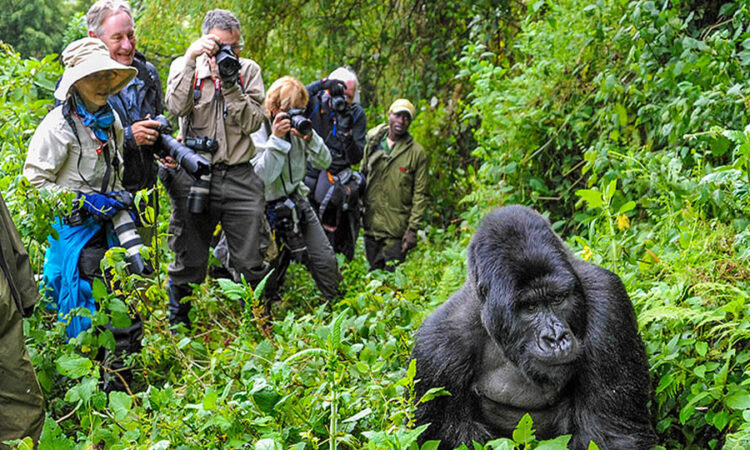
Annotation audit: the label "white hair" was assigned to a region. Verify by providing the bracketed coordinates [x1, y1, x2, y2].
[328, 67, 360, 103]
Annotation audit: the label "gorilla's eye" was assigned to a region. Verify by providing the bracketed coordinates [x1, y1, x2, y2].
[524, 303, 537, 312]
[552, 294, 566, 305]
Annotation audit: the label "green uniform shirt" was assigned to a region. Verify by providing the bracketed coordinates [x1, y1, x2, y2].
[361, 123, 429, 240]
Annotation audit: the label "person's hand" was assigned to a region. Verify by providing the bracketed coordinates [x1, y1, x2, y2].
[290, 128, 312, 142]
[159, 156, 178, 168]
[131, 119, 162, 146]
[272, 113, 291, 138]
[401, 229, 417, 253]
[79, 192, 125, 220]
[185, 34, 221, 62]
[322, 79, 346, 97]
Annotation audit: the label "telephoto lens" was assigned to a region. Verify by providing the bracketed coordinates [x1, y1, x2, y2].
[152, 115, 212, 178]
[112, 210, 152, 275]
[285, 108, 313, 136]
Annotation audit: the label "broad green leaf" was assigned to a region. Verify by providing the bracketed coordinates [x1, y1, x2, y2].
[726, 391, 750, 410]
[56, 354, 92, 379]
[576, 189, 604, 209]
[109, 391, 132, 421]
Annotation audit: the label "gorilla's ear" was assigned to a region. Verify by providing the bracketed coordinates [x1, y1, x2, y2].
[467, 238, 487, 300]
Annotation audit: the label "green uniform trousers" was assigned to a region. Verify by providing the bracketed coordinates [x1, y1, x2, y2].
[0, 272, 44, 447]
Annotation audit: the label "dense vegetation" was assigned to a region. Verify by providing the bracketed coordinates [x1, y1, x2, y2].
[0, 0, 749, 448]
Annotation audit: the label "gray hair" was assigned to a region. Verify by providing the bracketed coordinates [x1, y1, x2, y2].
[329, 67, 360, 103]
[202, 9, 241, 35]
[86, 0, 133, 36]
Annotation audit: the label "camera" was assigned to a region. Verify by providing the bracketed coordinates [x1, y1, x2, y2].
[215, 43, 241, 81]
[330, 94, 348, 113]
[66, 191, 152, 275]
[151, 115, 213, 178]
[268, 198, 307, 262]
[112, 209, 153, 275]
[183, 136, 218, 214]
[285, 108, 312, 136]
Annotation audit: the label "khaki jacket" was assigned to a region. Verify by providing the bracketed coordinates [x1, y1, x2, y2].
[24, 106, 125, 193]
[165, 54, 265, 165]
[362, 123, 429, 240]
[0, 193, 39, 315]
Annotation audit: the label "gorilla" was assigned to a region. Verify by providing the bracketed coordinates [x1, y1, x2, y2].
[411, 205, 655, 449]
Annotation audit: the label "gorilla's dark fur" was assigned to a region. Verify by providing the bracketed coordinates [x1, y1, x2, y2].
[411, 205, 655, 449]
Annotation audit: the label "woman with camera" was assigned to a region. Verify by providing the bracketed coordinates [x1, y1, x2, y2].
[23, 37, 145, 392]
[252, 76, 343, 304]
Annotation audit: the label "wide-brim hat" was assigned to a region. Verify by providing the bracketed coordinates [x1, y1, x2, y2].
[388, 98, 415, 120]
[54, 37, 138, 101]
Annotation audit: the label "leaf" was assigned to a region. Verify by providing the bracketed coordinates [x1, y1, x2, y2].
[618, 201, 636, 214]
[419, 387, 451, 403]
[342, 407, 372, 423]
[254, 439, 282, 450]
[64, 377, 98, 404]
[512, 413, 535, 444]
[202, 391, 218, 411]
[575, 189, 604, 209]
[725, 391, 750, 410]
[56, 354, 92, 379]
[109, 391, 132, 421]
[695, 341, 708, 357]
[536, 435, 572, 449]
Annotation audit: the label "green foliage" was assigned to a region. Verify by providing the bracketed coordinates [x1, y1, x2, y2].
[3, 0, 750, 448]
[0, 0, 78, 57]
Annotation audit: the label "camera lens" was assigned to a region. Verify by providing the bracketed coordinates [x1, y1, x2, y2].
[216, 44, 241, 80]
[330, 95, 348, 113]
[188, 176, 211, 214]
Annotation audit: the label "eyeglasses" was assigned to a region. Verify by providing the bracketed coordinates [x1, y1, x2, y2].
[85, 70, 118, 82]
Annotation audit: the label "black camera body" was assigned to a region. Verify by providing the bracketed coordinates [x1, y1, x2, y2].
[151, 115, 214, 178]
[268, 198, 307, 262]
[285, 108, 313, 136]
[216, 44, 241, 81]
[330, 94, 348, 114]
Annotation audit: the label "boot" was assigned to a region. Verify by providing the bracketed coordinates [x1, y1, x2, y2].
[168, 280, 193, 330]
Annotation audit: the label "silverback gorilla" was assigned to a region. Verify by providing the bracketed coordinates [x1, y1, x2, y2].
[411, 205, 655, 449]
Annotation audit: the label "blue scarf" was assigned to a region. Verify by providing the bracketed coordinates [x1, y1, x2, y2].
[74, 94, 115, 142]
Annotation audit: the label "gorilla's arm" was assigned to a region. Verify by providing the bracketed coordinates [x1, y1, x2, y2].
[412, 286, 493, 448]
[570, 261, 656, 449]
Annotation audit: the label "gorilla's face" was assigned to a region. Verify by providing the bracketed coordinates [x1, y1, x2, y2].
[479, 268, 584, 389]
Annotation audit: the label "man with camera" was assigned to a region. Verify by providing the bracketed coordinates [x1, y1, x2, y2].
[25, 38, 146, 391]
[361, 99, 428, 271]
[85, 0, 165, 199]
[251, 76, 342, 303]
[162, 9, 267, 329]
[304, 67, 367, 261]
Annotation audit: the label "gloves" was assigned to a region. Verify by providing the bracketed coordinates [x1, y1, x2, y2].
[322, 78, 347, 97]
[79, 192, 125, 220]
[401, 229, 418, 253]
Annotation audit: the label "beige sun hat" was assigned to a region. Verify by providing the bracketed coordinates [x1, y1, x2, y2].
[54, 37, 138, 102]
[388, 98, 416, 120]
